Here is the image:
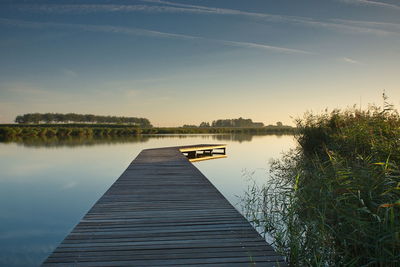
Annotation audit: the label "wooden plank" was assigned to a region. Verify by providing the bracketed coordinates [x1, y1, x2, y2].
[178, 144, 226, 152]
[189, 154, 227, 162]
[42, 144, 287, 266]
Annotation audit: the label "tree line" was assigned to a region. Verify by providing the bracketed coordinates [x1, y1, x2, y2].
[190, 117, 285, 128]
[200, 117, 264, 127]
[15, 113, 152, 127]
[195, 117, 264, 128]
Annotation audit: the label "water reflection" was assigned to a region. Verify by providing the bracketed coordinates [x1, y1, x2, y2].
[0, 135, 150, 148]
[212, 133, 289, 143]
[0, 134, 295, 267]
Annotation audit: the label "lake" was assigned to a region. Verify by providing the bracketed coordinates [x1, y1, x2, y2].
[0, 134, 295, 266]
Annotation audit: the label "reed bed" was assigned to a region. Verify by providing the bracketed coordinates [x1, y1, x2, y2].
[243, 102, 400, 266]
[0, 125, 295, 139]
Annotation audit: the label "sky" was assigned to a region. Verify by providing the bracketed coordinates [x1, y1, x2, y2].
[0, 0, 399, 126]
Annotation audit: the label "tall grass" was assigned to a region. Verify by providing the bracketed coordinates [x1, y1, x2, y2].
[0, 126, 141, 139]
[0, 125, 295, 139]
[244, 102, 400, 266]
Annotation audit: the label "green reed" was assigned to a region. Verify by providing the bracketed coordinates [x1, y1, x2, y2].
[243, 103, 400, 266]
[0, 124, 295, 139]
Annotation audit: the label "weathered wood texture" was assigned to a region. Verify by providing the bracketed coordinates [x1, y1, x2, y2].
[43, 145, 286, 266]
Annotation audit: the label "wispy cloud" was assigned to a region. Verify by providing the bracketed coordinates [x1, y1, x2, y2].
[143, 1, 399, 36]
[332, 18, 400, 32]
[136, 0, 400, 36]
[14, 2, 305, 24]
[338, 0, 400, 10]
[13, 1, 400, 37]
[0, 18, 198, 40]
[16, 4, 206, 15]
[220, 40, 313, 54]
[0, 18, 311, 54]
[340, 57, 361, 64]
[140, 0, 289, 20]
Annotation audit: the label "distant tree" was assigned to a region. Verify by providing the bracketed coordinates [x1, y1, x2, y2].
[276, 121, 283, 127]
[210, 118, 264, 127]
[199, 122, 210, 127]
[15, 115, 25, 123]
[24, 113, 41, 124]
[42, 113, 53, 123]
[252, 122, 264, 128]
[85, 114, 95, 123]
[14, 113, 152, 127]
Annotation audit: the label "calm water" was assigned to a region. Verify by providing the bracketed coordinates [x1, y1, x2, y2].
[0, 134, 295, 266]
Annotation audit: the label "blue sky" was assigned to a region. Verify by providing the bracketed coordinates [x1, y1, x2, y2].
[0, 0, 399, 126]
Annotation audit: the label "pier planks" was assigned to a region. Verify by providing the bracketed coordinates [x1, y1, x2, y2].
[43, 145, 286, 266]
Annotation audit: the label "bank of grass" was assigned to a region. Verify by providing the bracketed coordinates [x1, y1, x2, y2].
[0, 125, 142, 138]
[244, 104, 400, 266]
[0, 124, 295, 139]
[141, 126, 294, 134]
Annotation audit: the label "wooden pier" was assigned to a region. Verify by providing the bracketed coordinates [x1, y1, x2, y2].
[179, 144, 227, 162]
[43, 145, 286, 266]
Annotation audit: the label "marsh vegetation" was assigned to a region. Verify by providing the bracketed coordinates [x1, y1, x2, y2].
[0, 125, 295, 140]
[243, 99, 400, 266]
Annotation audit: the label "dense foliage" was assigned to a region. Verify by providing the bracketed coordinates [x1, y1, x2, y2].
[245, 103, 400, 266]
[199, 117, 265, 127]
[0, 126, 141, 138]
[15, 113, 152, 127]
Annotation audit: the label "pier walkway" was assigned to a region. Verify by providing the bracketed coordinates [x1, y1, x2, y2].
[43, 145, 286, 266]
